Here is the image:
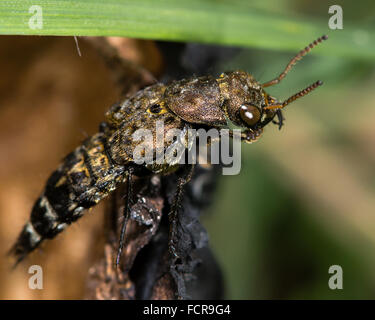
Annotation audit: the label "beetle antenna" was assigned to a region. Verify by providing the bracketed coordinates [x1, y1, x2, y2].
[264, 80, 323, 110]
[262, 35, 328, 88]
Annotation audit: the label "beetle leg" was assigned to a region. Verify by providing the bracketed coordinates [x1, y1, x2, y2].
[228, 128, 264, 144]
[116, 166, 134, 267]
[272, 109, 285, 130]
[99, 121, 110, 134]
[168, 164, 195, 260]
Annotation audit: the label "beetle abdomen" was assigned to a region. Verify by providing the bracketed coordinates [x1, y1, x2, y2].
[10, 133, 126, 264]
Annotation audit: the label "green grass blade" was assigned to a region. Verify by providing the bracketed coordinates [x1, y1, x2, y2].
[0, 0, 374, 59]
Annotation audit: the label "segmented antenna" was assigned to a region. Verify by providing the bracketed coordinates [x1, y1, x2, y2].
[264, 80, 323, 110]
[262, 35, 328, 88]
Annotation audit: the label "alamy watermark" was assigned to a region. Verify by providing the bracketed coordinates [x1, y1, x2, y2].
[28, 5, 43, 30]
[328, 5, 343, 30]
[328, 265, 343, 290]
[28, 265, 43, 290]
[131, 121, 242, 175]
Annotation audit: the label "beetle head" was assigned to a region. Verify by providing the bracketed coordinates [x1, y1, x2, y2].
[219, 35, 327, 131]
[218, 71, 323, 131]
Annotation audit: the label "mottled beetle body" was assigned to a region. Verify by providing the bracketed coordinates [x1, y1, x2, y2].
[11, 36, 328, 265]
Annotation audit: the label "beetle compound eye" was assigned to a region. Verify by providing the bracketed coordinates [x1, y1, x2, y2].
[240, 104, 260, 126]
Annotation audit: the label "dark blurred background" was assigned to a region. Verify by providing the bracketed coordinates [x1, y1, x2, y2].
[1, 0, 375, 299]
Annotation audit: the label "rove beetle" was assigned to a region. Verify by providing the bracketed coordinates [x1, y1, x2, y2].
[10, 35, 328, 267]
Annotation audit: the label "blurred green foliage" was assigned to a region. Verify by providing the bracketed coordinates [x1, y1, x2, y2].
[201, 0, 375, 299]
[1, 0, 375, 59]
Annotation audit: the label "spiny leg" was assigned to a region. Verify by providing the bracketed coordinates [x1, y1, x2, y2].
[168, 164, 195, 260]
[116, 166, 134, 267]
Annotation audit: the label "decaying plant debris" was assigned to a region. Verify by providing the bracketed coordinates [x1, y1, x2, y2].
[83, 38, 225, 299]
